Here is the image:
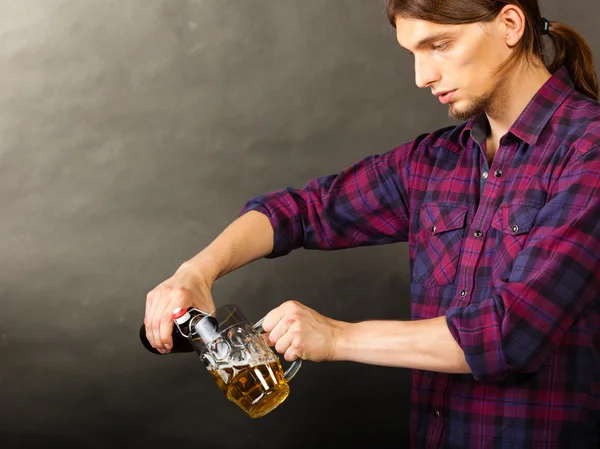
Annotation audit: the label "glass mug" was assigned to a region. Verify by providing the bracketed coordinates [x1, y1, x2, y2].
[187, 304, 302, 418]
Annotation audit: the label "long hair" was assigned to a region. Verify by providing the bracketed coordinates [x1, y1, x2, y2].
[386, 0, 599, 100]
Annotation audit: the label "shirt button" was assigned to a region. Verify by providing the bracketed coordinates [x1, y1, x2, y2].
[511, 225, 519, 234]
[434, 410, 440, 418]
[474, 229, 483, 238]
[431, 225, 436, 233]
[460, 289, 467, 297]
[495, 170, 503, 178]
[482, 171, 489, 179]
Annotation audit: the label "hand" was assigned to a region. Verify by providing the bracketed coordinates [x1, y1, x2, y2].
[145, 264, 216, 353]
[261, 300, 348, 362]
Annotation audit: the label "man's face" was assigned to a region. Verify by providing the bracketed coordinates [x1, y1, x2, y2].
[395, 16, 511, 120]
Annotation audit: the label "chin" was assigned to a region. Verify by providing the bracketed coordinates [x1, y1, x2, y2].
[448, 104, 471, 121]
[449, 98, 485, 121]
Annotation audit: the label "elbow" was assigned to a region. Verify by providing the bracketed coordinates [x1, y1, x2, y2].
[467, 340, 554, 383]
[446, 299, 559, 383]
[504, 340, 554, 376]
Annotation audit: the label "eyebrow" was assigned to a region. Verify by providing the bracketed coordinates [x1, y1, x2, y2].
[410, 32, 454, 51]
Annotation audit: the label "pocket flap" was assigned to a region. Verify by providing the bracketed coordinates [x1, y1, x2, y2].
[419, 202, 469, 235]
[491, 202, 542, 235]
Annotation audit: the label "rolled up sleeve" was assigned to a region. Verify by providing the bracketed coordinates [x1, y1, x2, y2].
[446, 149, 600, 382]
[240, 139, 423, 258]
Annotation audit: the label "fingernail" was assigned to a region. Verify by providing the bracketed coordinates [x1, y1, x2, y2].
[165, 344, 172, 350]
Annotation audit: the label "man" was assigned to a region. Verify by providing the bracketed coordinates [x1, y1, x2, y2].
[144, 1, 600, 447]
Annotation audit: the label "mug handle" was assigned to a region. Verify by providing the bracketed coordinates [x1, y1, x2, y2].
[253, 317, 302, 382]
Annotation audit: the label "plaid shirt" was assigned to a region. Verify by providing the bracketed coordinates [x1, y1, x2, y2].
[240, 67, 600, 448]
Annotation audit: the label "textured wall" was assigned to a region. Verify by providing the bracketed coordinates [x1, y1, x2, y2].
[0, 1, 598, 448]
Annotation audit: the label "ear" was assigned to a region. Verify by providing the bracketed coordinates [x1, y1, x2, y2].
[497, 4, 526, 47]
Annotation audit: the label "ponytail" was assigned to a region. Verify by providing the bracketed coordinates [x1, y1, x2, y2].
[546, 21, 599, 100]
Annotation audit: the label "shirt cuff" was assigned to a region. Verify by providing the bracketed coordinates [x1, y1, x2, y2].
[239, 199, 296, 259]
[445, 296, 510, 382]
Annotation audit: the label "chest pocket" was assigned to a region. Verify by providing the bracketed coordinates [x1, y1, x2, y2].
[413, 202, 468, 288]
[490, 201, 543, 282]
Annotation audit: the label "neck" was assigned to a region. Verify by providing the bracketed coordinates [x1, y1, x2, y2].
[485, 60, 552, 154]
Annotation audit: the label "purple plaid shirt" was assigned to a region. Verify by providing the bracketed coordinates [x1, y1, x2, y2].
[240, 67, 600, 448]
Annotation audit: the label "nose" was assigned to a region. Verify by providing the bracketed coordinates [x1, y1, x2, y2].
[414, 56, 439, 89]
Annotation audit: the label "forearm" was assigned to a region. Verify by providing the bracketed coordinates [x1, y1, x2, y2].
[333, 316, 471, 374]
[181, 211, 274, 285]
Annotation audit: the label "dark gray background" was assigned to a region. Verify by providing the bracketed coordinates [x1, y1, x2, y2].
[0, 1, 597, 448]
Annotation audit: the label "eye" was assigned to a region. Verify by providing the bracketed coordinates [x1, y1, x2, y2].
[433, 41, 449, 51]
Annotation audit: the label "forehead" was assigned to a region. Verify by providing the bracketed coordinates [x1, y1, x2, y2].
[394, 17, 455, 48]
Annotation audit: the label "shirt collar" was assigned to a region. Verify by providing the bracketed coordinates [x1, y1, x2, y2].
[459, 66, 574, 149]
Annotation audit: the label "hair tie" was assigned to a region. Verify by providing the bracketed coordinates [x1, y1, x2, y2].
[541, 17, 550, 35]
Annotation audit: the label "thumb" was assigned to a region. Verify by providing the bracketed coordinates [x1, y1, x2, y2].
[261, 332, 274, 347]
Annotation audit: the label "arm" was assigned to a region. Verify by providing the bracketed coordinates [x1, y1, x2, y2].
[183, 138, 419, 281]
[180, 210, 275, 285]
[239, 139, 422, 258]
[145, 210, 275, 352]
[261, 300, 470, 372]
[145, 139, 421, 352]
[334, 316, 471, 373]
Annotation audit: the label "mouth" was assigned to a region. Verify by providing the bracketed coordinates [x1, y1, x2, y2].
[434, 90, 457, 104]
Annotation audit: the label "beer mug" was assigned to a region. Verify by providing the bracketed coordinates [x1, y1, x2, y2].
[188, 304, 302, 418]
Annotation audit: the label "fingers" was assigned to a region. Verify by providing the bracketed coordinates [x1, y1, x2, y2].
[145, 289, 162, 351]
[261, 333, 273, 347]
[144, 266, 216, 354]
[263, 300, 304, 359]
[260, 305, 287, 335]
[275, 328, 302, 362]
[159, 309, 175, 352]
[146, 289, 172, 354]
[284, 342, 302, 362]
[262, 300, 302, 343]
[145, 286, 192, 353]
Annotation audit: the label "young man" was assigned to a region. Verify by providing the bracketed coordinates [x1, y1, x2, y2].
[144, 1, 600, 447]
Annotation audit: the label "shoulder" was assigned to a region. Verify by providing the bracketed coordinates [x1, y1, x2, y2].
[418, 123, 466, 153]
[387, 122, 468, 159]
[552, 90, 600, 156]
